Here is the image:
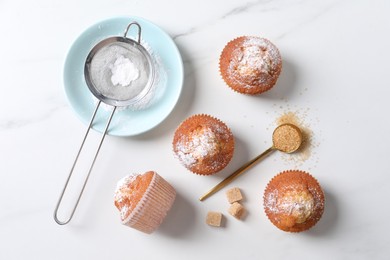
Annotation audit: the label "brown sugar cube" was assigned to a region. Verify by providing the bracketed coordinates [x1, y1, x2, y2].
[226, 187, 243, 203]
[206, 211, 223, 227]
[228, 202, 245, 220]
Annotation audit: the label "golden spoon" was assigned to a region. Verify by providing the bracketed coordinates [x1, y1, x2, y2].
[199, 123, 303, 201]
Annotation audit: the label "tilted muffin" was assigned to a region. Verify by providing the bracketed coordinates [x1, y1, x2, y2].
[263, 170, 325, 232]
[114, 171, 176, 234]
[173, 114, 234, 175]
[219, 36, 282, 95]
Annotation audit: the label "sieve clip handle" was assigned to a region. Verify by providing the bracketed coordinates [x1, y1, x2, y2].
[53, 101, 117, 225]
[124, 22, 142, 44]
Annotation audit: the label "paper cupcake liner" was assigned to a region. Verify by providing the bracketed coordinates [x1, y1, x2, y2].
[172, 114, 235, 176]
[122, 172, 176, 234]
[263, 170, 325, 233]
[219, 36, 282, 95]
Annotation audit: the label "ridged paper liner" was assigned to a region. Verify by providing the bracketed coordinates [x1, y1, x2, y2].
[263, 170, 325, 233]
[172, 114, 235, 176]
[219, 36, 282, 95]
[122, 172, 176, 234]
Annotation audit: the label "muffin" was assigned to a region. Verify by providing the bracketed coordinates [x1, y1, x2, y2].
[219, 36, 282, 95]
[263, 170, 325, 232]
[114, 171, 176, 234]
[173, 114, 234, 175]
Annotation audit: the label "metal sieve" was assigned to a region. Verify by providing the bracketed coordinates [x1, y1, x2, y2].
[54, 22, 155, 225]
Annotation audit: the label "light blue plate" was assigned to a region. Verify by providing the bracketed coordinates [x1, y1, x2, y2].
[64, 16, 183, 136]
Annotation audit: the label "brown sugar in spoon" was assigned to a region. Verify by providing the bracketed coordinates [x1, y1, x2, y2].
[199, 123, 303, 201]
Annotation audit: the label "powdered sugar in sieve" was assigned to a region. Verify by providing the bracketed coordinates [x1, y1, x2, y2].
[85, 30, 155, 107]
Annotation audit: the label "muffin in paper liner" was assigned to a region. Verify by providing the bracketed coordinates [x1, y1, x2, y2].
[219, 36, 282, 95]
[114, 171, 176, 234]
[172, 114, 235, 175]
[263, 170, 325, 232]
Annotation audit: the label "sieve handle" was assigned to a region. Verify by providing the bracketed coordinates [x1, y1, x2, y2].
[124, 22, 142, 44]
[53, 101, 117, 225]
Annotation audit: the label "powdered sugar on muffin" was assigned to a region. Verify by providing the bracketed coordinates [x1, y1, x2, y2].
[175, 127, 219, 168]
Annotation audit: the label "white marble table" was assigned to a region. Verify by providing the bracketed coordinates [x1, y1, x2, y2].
[1, 0, 389, 259]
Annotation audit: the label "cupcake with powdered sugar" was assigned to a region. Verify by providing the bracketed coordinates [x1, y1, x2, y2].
[172, 114, 235, 175]
[114, 171, 176, 234]
[263, 170, 325, 232]
[219, 36, 282, 95]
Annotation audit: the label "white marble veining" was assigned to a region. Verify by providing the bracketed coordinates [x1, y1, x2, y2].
[1, 0, 390, 259]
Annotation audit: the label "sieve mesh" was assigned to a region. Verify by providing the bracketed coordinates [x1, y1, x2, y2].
[88, 41, 152, 103]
